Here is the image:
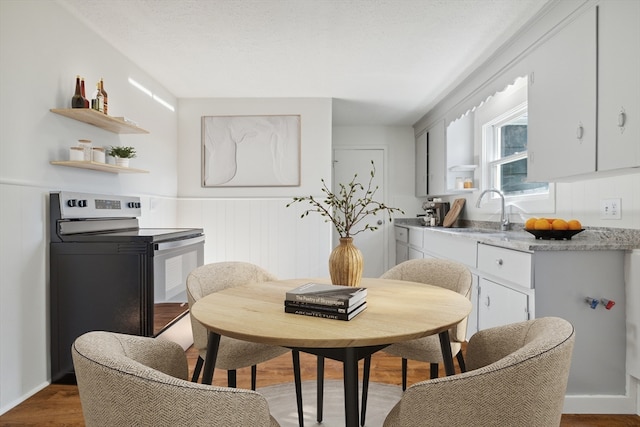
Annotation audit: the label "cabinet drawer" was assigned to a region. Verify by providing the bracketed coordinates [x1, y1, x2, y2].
[478, 244, 532, 288]
[394, 226, 408, 243]
[408, 227, 423, 248]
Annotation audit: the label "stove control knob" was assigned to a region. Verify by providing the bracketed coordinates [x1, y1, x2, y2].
[78, 199, 88, 208]
[136, 202, 141, 208]
[67, 199, 77, 207]
[128, 202, 140, 208]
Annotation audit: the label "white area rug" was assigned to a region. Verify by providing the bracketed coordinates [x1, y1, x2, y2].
[259, 380, 402, 427]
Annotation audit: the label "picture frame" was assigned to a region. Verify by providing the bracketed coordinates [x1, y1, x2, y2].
[201, 115, 301, 187]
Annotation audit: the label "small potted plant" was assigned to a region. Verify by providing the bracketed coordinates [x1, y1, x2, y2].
[107, 145, 136, 167]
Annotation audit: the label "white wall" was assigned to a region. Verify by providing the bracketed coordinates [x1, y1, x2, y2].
[0, 0, 179, 413]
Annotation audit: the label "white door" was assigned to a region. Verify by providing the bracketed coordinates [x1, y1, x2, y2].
[333, 148, 386, 278]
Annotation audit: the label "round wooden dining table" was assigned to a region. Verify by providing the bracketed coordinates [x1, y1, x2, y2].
[191, 277, 472, 427]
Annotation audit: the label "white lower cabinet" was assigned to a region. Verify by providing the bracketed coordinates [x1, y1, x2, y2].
[478, 278, 530, 331]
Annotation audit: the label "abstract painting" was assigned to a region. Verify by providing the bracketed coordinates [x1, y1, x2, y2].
[202, 115, 301, 187]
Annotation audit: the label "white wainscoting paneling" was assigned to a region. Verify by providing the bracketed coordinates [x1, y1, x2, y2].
[178, 198, 331, 279]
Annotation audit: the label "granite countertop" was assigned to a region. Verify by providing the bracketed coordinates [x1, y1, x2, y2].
[394, 218, 640, 252]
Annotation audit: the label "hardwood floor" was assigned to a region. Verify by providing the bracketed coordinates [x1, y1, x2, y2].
[1, 346, 638, 426]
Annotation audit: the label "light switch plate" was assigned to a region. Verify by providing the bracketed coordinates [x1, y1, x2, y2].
[600, 198, 621, 220]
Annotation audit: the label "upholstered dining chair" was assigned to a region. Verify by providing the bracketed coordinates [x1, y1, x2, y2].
[379, 258, 473, 387]
[187, 261, 290, 388]
[72, 331, 280, 427]
[383, 317, 575, 427]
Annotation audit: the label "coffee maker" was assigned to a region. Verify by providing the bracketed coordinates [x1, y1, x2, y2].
[422, 200, 450, 226]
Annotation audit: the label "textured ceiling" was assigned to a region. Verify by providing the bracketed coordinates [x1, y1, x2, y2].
[59, 0, 549, 125]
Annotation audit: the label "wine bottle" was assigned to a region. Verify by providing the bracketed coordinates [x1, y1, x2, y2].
[80, 78, 89, 108]
[71, 75, 84, 108]
[93, 82, 104, 113]
[99, 78, 108, 115]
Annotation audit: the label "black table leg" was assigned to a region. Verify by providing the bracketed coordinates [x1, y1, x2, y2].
[438, 330, 455, 376]
[343, 347, 359, 427]
[360, 355, 371, 426]
[292, 350, 304, 427]
[202, 331, 220, 385]
[317, 356, 324, 422]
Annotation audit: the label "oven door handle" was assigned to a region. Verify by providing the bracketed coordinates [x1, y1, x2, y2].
[154, 235, 205, 251]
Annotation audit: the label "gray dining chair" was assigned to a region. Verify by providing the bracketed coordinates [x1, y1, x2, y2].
[379, 258, 473, 386]
[187, 261, 290, 388]
[383, 317, 575, 427]
[357, 258, 472, 425]
[72, 330, 280, 427]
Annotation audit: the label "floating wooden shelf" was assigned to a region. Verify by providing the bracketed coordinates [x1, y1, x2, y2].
[50, 161, 149, 174]
[50, 108, 149, 134]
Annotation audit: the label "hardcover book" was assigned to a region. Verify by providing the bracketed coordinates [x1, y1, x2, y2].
[285, 282, 367, 307]
[284, 301, 367, 321]
[284, 300, 363, 314]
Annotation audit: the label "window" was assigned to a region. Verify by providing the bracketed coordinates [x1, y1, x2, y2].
[475, 76, 554, 213]
[483, 106, 548, 197]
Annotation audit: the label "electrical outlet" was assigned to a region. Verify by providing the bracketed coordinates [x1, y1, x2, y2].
[600, 198, 621, 220]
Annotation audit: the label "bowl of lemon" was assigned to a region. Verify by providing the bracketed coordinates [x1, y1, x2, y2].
[524, 218, 584, 240]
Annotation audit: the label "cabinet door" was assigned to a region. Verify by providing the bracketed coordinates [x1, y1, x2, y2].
[427, 120, 446, 196]
[395, 242, 409, 265]
[408, 247, 424, 260]
[528, 7, 597, 181]
[478, 278, 529, 331]
[415, 132, 428, 197]
[598, 0, 640, 170]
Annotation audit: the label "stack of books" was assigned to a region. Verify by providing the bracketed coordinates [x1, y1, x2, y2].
[284, 282, 367, 321]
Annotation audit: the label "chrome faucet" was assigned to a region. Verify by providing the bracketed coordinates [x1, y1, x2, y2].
[476, 189, 510, 231]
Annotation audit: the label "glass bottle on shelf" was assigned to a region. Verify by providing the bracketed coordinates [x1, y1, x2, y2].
[99, 78, 108, 115]
[80, 78, 89, 108]
[71, 75, 85, 108]
[92, 82, 104, 113]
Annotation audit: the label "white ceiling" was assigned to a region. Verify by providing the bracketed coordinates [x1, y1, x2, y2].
[59, 0, 549, 126]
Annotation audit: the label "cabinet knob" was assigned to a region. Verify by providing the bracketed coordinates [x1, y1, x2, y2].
[618, 108, 626, 134]
[377, 220, 383, 225]
[576, 123, 584, 140]
[496, 258, 504, 266]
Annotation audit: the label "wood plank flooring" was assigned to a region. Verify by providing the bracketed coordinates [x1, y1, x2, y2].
[1, 346, 638, 426]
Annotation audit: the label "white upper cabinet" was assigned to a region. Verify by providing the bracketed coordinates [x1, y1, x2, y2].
[597, 0, 640, 171]
[415, 131, 428, 197]
[528, 7, 597, 181]
[416, 119, 446, 197]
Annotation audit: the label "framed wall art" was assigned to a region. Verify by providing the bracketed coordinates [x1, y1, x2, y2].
[202, 115, 301, 187]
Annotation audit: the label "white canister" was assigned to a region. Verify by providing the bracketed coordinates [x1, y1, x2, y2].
[69, 146, 84, 161]
[92, 147, 106, 163]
